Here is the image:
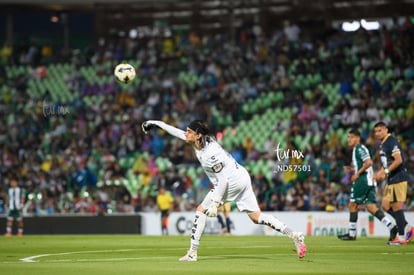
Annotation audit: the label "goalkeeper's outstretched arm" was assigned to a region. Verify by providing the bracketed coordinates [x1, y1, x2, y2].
[142, 120, 186, 141]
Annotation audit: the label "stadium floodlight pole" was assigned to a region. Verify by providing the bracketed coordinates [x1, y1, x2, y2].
[61, 13, 69, 50]
[6, 13, 13, 46]
[228, 0, 235, 45]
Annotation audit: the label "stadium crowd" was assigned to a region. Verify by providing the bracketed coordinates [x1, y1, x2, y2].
[0, 18, 414, 217]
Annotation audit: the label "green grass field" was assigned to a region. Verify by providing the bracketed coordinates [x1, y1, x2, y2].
[1, 235, 413, 274]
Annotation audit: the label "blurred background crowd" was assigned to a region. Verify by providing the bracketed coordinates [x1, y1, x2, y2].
[0, 8, 414, 216]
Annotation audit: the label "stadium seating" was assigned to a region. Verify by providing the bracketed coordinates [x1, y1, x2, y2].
[2, 19, 413, 214]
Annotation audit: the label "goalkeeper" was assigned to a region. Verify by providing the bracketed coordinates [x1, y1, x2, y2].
[142, 119, 306, 261]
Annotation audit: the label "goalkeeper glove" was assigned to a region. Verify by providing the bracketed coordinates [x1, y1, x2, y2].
[204, 197, 221, 217]
[142, 121, 156, 134]
[205, 206, 218, 217]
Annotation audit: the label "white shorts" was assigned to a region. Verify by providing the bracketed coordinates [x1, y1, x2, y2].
[201, 168, 260, 213]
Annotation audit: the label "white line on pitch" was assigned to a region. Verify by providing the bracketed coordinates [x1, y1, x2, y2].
[19, 246, 274, 263]
[24, 254, 280, 263]
[20, 249, 137, 263]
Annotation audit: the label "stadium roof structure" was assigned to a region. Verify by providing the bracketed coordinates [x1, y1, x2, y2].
[2, 0, 413, 20]
[1, 0, 413, 43]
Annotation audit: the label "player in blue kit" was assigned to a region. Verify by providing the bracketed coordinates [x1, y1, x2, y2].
[373, 122, 414, 245]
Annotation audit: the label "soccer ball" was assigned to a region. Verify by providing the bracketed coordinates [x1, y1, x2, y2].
[114, 63, 136, 84]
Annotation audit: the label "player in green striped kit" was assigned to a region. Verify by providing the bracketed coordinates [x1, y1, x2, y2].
[5, 177, 25, 237]
[338, 129, 398, 241]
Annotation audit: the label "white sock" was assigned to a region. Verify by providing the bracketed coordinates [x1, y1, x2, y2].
[258, 213, 288, 233]
[380, 216, 395, 230]
[190, 211, 206, 252]
[349, 222, 357, 237]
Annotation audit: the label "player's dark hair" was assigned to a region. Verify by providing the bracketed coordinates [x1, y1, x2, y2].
[374, 121, 388, 128]
[349, 128, 361, 137]
[188, 120, 209, 135]
[188, 119, 212, 148]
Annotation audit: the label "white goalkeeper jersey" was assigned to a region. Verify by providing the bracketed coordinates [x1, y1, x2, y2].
[194, 139, 251, 202]
[149, 120, 252, 203]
